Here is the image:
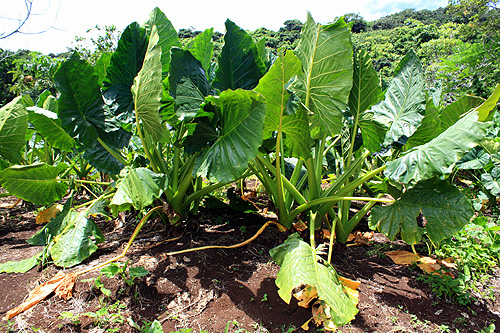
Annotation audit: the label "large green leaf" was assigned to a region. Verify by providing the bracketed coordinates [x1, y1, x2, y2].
[370, 178, 474, 243]
[288, 14, 353, 137]
[27, 107, 76, 151]
[131, 26, 167, 142]
[82, 130, 129, 175]
[370, 50, 425, 147]
[185, 28, 214, 74]
[406, 95, 484, 149]
[188, 89, 266, 183]
[385, 110, 492, 183]
[102, 22, 148, 123]
[54, 53, 107, 147]
[270, 234, 358, 326]
[254, 50, 311, 158]
[0, 96, 28, 163]
[349, 49, 385, 152]
[110, 167, 166, 214]
[0, 163, 69, 206]
[50, 208, 105, 268]
[169, 48, 214, 122]
[143, 7, 181, 80]
[213, 20, 266, 91]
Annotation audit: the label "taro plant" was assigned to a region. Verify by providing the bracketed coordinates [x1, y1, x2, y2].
[239, 12, 500, 328]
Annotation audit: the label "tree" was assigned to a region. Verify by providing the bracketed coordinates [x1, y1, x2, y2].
[344, 13, 368, 33]
[0, 0, 33, 39]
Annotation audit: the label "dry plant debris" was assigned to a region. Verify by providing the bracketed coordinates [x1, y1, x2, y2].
[386, 250, 457, 277]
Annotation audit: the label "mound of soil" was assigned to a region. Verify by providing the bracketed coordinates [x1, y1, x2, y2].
[0, 197, 499, 332]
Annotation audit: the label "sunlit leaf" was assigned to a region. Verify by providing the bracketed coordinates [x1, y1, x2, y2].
[0, 96, 28, 163]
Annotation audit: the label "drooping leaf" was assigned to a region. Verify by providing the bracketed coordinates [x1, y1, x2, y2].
[270, 234, 358, 326]
[143, 7, 181, 80]
[0, 96, 28, 163]
[213, 19, 266, 91]
[110, 167, 166, 214]
[54, 53, 107, 147]
[27, 106, 76, 151]
[370, 178, 474, 244]
[349, 49, 385, 152]
[0, 163, 69, 206]
[185, 27, 214, 74]
[50, 208, 105, 268]
[288, 14, 353, 137]
[131, 26, 167, 142]
[254, 50, 311, 158]
[0, 251, 44, 274]
[385, 110, 492, 183]
[102, 22, 148, 123]
[188, 89, 266, 183]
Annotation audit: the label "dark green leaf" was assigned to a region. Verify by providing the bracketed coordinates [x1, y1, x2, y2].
[54, 53, 107, 146]
[102, 22, 148, 123]
[190, 90, 266, 183]
[213, 20, 266, 91]
[371, 178, 474, 244]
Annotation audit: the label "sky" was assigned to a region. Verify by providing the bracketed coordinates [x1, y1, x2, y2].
[1, 0, 448, 54]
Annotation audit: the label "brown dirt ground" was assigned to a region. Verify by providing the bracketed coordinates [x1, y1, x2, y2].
[0, 195, 499, 333]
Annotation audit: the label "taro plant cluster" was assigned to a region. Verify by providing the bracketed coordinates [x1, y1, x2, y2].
[0, 7, 499, 329]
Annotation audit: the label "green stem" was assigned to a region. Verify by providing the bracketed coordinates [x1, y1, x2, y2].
[97, 137, 128, 167]
[328, 215, 340, 264]
[284, 196, 394, 227]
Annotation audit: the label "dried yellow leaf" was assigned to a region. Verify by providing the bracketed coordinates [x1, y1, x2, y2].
[386, 250, 420, 265]
[36, 204, 62, 224]
[3, 271, 71, 321]
[293, 285, 318, 308]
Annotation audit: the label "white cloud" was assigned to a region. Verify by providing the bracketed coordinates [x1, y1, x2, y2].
[0, 0, 448, 54]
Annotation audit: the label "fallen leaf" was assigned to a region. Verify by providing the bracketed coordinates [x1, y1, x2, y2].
[386, 250, 421, 265]
[417, 257, 455, 278]
[347, 231, 374, 246]
[293, 221, 307, 232]
[36, 204, 63, 224]
[386, 250, 456, 278]
[2, 271, 75, 321]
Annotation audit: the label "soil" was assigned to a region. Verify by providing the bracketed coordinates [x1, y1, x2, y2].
[0, 194, 499, 333]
